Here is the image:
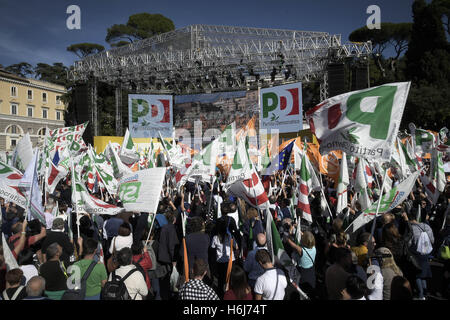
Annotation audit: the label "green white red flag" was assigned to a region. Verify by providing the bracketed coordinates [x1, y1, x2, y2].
[120, 128, 140, 165]
[71, 160, 123, 216]
[336, 152, 349, 215]
[0, 160, 27, 209]
[345, 171, 420, 234]
[297, 146, 312, 223]
[307, 82, 410, 161]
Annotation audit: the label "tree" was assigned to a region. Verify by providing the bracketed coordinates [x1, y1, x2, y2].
[434, 0, 450, 37]
[105, 13, 175, 47]
[349, 22, 413, 77]
[406, 0, 449, 84]
[67, 43, 105, 58]
[4, 62, 34, 77]
[34, 63, 69, 87]
[402, 0, 450, 131]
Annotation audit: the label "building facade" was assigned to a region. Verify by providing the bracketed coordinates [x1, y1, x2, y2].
[0, 69, 66, 151]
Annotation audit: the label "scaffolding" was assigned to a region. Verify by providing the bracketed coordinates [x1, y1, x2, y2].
[69, 25, 371, 137]
[70, 24, 372, 94]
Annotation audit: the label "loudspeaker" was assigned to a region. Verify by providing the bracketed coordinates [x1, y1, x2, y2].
[351, 66, 368, 91]
[327, 63, 346, 97]
[73, 83, 93, 144]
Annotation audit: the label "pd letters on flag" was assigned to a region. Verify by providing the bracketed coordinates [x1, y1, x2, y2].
[307, 82, 410, 161]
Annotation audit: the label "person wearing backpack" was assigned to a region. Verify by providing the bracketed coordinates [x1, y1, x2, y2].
[69, 238, 108, 300]
[131, 241, 153, 296]
[2, 268, 27, 300]
[405, 207, 435, 300]
[104, 247, 148, 300]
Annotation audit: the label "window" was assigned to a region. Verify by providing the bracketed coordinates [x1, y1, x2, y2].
[10, 139, 17, 148]
[11, 86, 17, 97]
[11, 104, 18, 115]
[27, 106, 33, 117]
[37, 128, 46, 136]
[56, 96, 61, 105]
[8, 125, 18, 134]
[42, 108, 48, 119]
[42, 92, 47, 102]
[56, 110, 62, 120]
[27, 90, 33, 100]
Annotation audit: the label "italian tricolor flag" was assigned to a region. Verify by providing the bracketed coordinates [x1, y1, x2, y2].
[297, 148, 312, 223]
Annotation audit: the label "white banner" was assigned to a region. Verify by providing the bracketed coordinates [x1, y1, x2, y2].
[260, 82, 303, 133]
[307, 82, 411, 161]
[129, 94, 173, 138]
[118, 168, 166, 213]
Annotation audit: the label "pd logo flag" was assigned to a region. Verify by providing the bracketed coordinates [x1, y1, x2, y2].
[307, 82, 411, 161]
[129, 94, 173, 138]
[118, 168, 166, 213]
[260, 82, 303, 133]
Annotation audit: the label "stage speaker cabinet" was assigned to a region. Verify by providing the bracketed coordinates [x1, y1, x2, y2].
[327, 63, 346, 97]
[351, 66, 368, 91]
[73, 83, 93, 144]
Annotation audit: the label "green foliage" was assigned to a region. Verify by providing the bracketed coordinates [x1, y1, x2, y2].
[111, 41, 131, 48]
[67, 43, 105, 58]
[34, 62, 69, 86]
[403, 83, 450, 130]
[105, 13, 175, 47]
[406, 0, 450, 84]
[4, 62, 34, 77]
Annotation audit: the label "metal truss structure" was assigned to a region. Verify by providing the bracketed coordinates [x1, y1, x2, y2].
[70, 24, 372, 94]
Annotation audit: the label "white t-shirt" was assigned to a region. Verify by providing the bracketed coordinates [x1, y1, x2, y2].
[20, 265, 39, 284]
[254, 268, 287, 300]
[214, 195, 223, 218]
[109, 234, 133, 254]
[44, 212, 54, 229]
[211, 235, 236, 263]
[228, 211, 239, 229]
[367, 272, 383, 300]
[108, 265, 148, 300]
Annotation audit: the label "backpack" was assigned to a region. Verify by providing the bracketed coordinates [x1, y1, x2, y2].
[415, 224, 433, 255]
[133, 256, 147, 282]
[2, 286, 25, 300]
[101, 268, 139, 300]
[439, 235, 450, 260]
[61, 260, 97, 300]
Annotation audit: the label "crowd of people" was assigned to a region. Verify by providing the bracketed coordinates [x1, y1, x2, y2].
[0, 157, 449, 301]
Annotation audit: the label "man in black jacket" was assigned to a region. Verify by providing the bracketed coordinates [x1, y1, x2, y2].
[41, 217, 74, 268]
[157, 209, 180, 300]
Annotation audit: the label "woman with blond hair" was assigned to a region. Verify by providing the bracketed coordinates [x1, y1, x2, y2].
[286, 231, 317, 292]
[374, 247, 403, 300]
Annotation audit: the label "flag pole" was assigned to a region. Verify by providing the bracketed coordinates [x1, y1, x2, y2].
[318, 170, 334, 220]
[367, 156, 391, 257]
[207, 175, 216, 218]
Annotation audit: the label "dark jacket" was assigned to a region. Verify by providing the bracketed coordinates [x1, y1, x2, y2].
[41, 230, 74, 267]
[183, 232, 210, 269]
[158, 223, 180, 265]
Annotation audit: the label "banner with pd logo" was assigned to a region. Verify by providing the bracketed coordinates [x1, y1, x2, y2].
[260, 82, 303, 133]
[118, 168, 166, 213]
[307, 82, 411, 161]
[129, 94, 173, 138]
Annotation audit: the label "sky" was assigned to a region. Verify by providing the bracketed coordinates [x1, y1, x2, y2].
[0, 0, 415, 69]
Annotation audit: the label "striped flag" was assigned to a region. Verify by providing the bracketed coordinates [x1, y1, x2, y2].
[354, 158, 372, 211]
[120, 128, 139, 165]
[345, 171, 420, 233]
[2, 233, 19, 271]
[265, 209, 292, 265]
[227, 142, 269, 209]
[297, 147, 312, 223]
[336, 152, 349, 215]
